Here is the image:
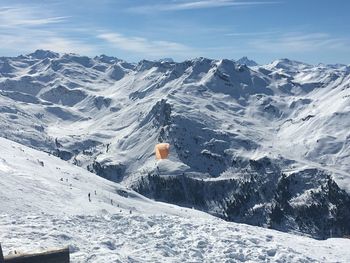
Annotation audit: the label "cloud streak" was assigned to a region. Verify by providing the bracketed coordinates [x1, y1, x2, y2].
[0, 30, 97, 55]
[0, 6, 68, 28]
[0, 4, 195, 58]
[249, 32, 349, 53]
[0, 5, 97, 55]
[225, 31, 279, 37]
[97, 32, 194, 58]
[128, 0, 280, 13]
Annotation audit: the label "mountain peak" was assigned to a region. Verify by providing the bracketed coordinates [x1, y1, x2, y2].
[236, 56, 258, 67]
[27, 49, 59, 59]
[267, 58, 312, 72]
[272, 58, 310, 66]
[94, 54, 120, 64]
[157, 58, 174, 63]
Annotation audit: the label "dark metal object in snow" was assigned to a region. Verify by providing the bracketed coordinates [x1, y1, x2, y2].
[0, 243, 4, 262]
[0, 244, 69, 263]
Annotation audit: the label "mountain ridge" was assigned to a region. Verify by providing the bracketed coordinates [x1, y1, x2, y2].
[0, 49, 349, 239]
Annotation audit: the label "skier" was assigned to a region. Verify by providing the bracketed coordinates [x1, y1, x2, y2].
[88, 193, 91, 202]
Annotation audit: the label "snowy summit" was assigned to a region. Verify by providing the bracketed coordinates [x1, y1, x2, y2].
[236, 56, 258, 67]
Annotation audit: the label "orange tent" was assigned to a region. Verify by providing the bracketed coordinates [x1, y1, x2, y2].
[155, 143, 170, 160]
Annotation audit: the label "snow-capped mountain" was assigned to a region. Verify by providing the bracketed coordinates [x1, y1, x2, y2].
[157, 57, 175, 63]
[236, 56, 258, 66]
[0, 50, 349, 239]
[1, 137, 350, 262]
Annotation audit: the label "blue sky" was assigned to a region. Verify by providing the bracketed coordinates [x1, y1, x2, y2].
[0, 0, 349, 64]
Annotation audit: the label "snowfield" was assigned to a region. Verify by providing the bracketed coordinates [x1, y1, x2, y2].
[1, 137, 350, 263]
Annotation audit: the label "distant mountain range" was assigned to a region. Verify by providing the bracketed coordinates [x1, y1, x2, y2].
[1, 50, 349, 239]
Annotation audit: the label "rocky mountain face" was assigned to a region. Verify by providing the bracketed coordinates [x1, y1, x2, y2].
[236, 56, 258, 66]
[136, 159, 350, 239]
[0, 50, 349, 238]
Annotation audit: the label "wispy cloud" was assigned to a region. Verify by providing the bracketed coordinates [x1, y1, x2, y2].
[128, 0, 279, 13]
[36, 36, 97, 54]
[0, 4, 195, 58]
[249, 32, 349, 53]
[0, 6, 68, 28]
[225, 31, 279, 37]
[0, 30, 97, 55]
[97, 32, 194, 58]
[0, 5, 97, 55]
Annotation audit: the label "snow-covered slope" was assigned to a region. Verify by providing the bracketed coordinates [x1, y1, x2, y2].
[1, 137, 350, 262]
[0, 50, 349, 239]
